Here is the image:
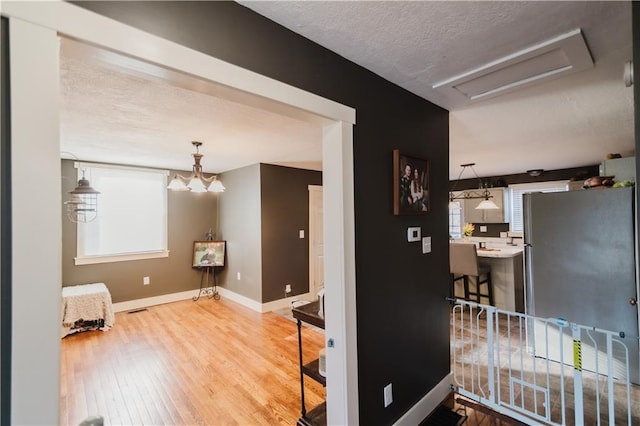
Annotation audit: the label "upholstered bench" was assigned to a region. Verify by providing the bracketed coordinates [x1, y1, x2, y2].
[61, 282, 115, 338]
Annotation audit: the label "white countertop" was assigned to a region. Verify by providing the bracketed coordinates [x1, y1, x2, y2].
[450, 239, 524, 258]
[476, 246, 524, 258]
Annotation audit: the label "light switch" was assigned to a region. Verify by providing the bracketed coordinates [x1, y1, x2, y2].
[422, 236, 431, 254]
[299, 230, 305, 239]
[384, 383, 393, 407]
[407, 227, 421, 242]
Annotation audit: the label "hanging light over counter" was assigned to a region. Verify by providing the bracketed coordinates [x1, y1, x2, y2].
[167, 141, 225, 193]
[448, 163, 499, 210]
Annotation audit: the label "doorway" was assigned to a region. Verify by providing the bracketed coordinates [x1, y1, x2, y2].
[4, 2, 357, 424]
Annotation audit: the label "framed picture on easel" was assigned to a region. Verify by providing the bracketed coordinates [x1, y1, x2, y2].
[192, 240, 226, 267]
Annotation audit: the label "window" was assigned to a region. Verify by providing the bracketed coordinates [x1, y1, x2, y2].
[75, 163, 169, 265]
[448, 200, 463, 239]
[509, 181, 568, 233]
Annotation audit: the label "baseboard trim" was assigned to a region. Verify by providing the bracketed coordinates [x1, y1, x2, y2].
[217, 287, 315, 313]
[112, 287, 317, 314]
[393, 372, 453, 426]
[260, 292, 315, 313]
[112, 289, 197, 312]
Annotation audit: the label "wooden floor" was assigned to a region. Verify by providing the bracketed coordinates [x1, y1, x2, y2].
[60, 298, 325, 425]
[62, 297, 562, 426]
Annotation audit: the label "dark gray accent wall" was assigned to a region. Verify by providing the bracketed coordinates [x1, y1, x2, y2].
[0, 16, 11, 426]
[72, 2, 451, 424]
[61, 160, 218, 303]
[260, 164, 322, 303]
[467, 223, 509, 238]
[217, 163, 262, 301]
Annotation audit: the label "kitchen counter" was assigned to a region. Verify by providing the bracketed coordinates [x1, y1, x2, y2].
[477, 246, 524, 258]
[480, 249, 525, 313]
[450, 241, 525, 312]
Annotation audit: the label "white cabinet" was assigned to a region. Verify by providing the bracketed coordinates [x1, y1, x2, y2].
[463, 188, 508, 223]
[600, 157, 636, 182]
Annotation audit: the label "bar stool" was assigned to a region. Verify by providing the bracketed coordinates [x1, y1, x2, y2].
[449, 242, 494, 305]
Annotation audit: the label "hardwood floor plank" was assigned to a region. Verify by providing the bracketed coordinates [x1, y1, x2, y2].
[61, 298, 325, 425]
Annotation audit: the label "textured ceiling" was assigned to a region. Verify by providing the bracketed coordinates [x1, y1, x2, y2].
[61, 1, 634, 180]
[60, 40, 323, 174]
[239, 1, 634, 178]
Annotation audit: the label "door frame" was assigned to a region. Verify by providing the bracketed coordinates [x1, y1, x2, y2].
[3, 2, 358, 424]
[308, 184, 323, 297]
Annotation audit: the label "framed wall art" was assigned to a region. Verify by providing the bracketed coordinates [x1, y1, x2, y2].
[393, 149, 429, 215]
[193, 240, 226, 267]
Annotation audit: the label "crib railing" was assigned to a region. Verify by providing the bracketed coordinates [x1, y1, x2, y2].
[450, 299, 638, 425]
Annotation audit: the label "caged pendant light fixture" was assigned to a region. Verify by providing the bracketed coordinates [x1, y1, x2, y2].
[448, 163, 499, 210]
[167, 141, 225, 193]
[63, 153, 101, 224]
[65, 170, 100, 223]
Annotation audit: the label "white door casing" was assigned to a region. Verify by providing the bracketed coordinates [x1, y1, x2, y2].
[3, 2, 358, 425]
[308, 185, 324, 298]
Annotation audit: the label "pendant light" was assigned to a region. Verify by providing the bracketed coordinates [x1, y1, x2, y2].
[65, 168, 101, 223]
[61, 152, 101, 223]
[449, 163, 499, 210]
[167, 141, 225, 193]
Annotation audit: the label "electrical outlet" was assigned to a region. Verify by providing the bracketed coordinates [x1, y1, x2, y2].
[285, 284, 292, 293]
[143, 276, 150, 285]
[383, 383, 393, 407]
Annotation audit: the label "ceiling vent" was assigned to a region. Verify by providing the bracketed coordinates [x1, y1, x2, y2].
[433, 29, 593, 102]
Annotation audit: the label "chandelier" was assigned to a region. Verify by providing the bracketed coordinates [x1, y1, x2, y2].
[448, 163, 499, 210]
[167, 141, 225, 193]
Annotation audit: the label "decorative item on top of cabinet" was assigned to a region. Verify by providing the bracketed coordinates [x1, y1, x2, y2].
[464, 188, 509, 223]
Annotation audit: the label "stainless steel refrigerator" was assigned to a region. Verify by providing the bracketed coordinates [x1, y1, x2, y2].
[523, 187, 639, 384]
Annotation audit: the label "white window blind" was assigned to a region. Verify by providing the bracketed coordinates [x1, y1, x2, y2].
[75, 163, 169, 265]
[448, 200, 463, 239]
[509, 181, 568, 232]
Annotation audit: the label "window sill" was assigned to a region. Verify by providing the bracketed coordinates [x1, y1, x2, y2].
[74, 250, 170, 266]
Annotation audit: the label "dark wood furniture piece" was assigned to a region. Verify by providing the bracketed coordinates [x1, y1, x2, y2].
[291, 301, 326, 426]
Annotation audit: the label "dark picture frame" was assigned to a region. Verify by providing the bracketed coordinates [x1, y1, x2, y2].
[393, 149, 429, 215]
[192, 240, 226, 267]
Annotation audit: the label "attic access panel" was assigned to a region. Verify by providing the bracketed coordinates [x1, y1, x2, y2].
[433, 28, 593, 103]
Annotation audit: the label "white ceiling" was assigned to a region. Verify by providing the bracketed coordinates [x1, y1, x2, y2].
[60, 1, 634, 179]
[60, 39, 324, 174]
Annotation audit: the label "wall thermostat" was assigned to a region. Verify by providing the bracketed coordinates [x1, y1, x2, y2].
[407, 227, 421, 242]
